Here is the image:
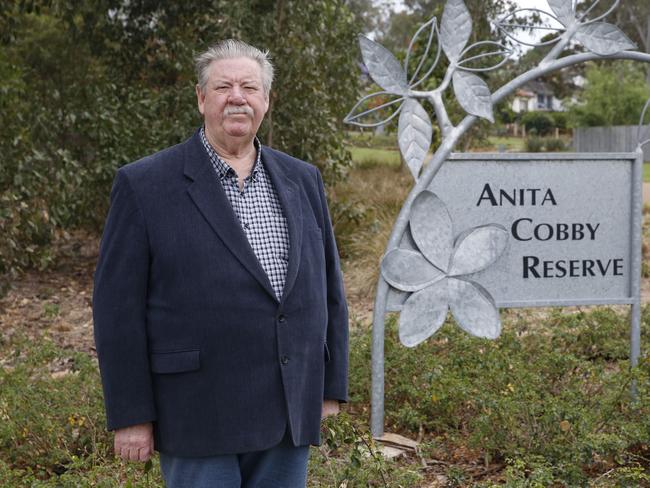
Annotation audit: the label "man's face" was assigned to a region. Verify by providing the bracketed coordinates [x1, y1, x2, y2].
[196, 57, 269, 146]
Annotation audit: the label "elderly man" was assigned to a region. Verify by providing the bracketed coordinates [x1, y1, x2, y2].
[93, 39, 349, 487]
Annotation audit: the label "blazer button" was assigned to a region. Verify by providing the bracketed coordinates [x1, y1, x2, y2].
[278, 314, 286, 323]
[281, 356, 289, 365]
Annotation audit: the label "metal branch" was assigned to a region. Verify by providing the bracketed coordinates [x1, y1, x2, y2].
[430, 91, 453, 137]
[636, 97, 650, 143]
[540, 21, 578, 66]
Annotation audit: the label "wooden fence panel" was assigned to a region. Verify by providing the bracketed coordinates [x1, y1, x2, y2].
[573, 125, 650, 161]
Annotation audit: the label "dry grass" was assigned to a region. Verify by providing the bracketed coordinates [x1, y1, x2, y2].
[331, 163, 413, 323]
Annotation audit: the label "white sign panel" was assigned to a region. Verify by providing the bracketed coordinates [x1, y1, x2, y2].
[422, 153, 640, 307]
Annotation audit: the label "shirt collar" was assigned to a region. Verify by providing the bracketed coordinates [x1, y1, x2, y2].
[199, 127, 262, 182]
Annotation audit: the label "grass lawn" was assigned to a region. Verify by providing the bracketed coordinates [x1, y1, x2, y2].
[348, 146, 401, 167]
[486, 136, 526, 152]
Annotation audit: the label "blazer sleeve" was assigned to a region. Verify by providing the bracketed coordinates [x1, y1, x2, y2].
[314, 169, 349, 403]
[93, 169, 157, 430]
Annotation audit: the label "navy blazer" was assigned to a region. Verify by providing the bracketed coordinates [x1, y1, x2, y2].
[92, 130, 349, 457]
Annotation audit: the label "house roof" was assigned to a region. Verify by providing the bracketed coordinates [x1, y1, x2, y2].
[524, 80, 554, 95]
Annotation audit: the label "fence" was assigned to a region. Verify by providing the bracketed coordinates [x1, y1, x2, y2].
[573, 125, 650, 161]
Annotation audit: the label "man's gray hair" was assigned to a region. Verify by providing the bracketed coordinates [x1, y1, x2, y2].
[195, 39, 274, 97]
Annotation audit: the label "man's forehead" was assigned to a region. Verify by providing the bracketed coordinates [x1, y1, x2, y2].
[208, 57, 262, 82]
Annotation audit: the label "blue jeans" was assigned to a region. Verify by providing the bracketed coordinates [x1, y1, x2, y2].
[159, 429, 309, 488]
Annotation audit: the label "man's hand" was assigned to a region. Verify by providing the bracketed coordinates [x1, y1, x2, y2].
[114, 422, 154, 462]
[321, 399, 340, 420]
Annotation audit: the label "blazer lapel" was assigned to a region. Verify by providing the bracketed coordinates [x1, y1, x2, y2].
[183, 132, 278, 301]
[261, 148, 303, 303]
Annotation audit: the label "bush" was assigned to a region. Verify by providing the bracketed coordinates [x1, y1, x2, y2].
[0, 2, 360, 277]
[350, 307, 650, 486]
[521, 111, 554, 136]
[524, 137, 566, 152]
[525, 136, 544, 152]
[544, 137, 566, 151]
[550, 111, 568, 131]
[0, 334, 423, 487]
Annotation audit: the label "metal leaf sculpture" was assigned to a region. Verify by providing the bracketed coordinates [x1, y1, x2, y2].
[547, 0, 575, 26]
[398, 99, 432, 179]
[405, 16, 440, 88]
[359, 36, 409, 95]
[496, 8, 564, 47]
[439, 0, 472, 62]
[344, 91, 405, 127]
[452, 70, 494, 122]
[345, 0, 650, 437]
[457, 41, 512, 72]
[574, 23, 636, 55]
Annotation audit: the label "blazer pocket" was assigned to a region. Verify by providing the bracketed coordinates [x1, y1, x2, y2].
[150, 350, 200, 374]
[324, 343, 331, 364]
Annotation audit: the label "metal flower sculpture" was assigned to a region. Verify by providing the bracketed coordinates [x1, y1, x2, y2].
[344, 0, 650, 436]
[381, 191, 508, 346]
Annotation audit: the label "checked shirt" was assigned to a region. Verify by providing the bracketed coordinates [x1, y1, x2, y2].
[200, 127, 290, 300]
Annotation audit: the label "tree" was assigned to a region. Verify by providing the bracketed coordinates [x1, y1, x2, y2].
[566, 61, 650, 127]
[0, 0, 362, 275]
[576, 0, 650, 81]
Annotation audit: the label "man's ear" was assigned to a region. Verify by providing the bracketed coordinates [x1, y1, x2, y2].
[195, 84, 205, 115]
[263, 92, 270, 114]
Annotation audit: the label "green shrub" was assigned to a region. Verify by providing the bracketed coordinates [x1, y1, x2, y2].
[358, 307, 650, 485]
[550, 111, 568, 131]
[525, 136, 544, 152]
[0, 338, 110, 477]
[521, 111, 554, 136]
[524, 137, 566, 152]
[544, 137, 566, 151]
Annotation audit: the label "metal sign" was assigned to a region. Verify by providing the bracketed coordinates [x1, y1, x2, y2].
[385, 152, 642, 310]
[344, 0, 650, 438]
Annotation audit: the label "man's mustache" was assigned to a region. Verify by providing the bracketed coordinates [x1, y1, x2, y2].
[224, 106, 254, 116]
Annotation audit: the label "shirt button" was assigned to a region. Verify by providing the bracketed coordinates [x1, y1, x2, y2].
[281, 356, 289, 365]
[278, 314, 286, 323]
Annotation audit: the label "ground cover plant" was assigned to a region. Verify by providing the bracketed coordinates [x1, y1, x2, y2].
[2, 135, 650, 486]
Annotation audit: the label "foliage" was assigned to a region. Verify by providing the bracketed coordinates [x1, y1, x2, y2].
[495, 104, 517, 125]
[566, 61, 650, 128]
[0, 334, 421, 487]
[0, 337, 112, 480]
[312, 413, 423, 486]
[347, 307, 650, 486]
[0, 0, 361, 276]
[521, 111, 554, 136]
[3, 217, 650, 486]
[549, 111, 568, 131]
[524, 136, 566, 152]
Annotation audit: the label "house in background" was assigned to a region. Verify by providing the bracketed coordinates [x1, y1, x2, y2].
[511, 80, 564, 114]
[509, 80, 566, 136]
